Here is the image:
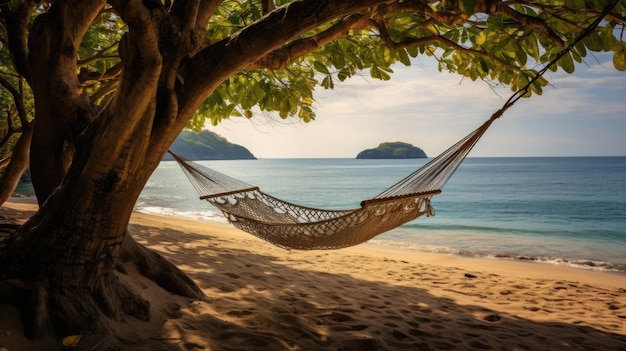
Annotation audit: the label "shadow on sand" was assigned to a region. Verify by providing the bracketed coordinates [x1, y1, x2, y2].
[124, 222, 626, 351]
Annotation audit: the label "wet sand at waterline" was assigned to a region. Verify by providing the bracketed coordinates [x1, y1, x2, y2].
[1, 198, 625, 350]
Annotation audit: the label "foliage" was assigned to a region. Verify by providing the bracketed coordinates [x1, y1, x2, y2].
[3, 1, 625, 133]
[190, 0, 626, 126]
[77, 11, 124, 104]
[0, 31, 33, 161]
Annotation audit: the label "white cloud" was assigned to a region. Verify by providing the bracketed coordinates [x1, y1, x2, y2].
[212, 61, 626, 158]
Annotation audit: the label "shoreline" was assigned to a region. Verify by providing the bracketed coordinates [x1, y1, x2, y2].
[132, 207, 626, 279]
[6, 196, 626, 285]
[13, 188, 626, 276]
[131, 204, 626, 289]
[2, 197, 625, 350]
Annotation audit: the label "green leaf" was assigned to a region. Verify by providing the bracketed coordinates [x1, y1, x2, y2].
[572, 41, 587, 62]
[330, 46, 346, 68]
[321, 76, 334, 89]
[406, 45, 419, 57]
[313, 61, 330, 74]
[370, 66, 381, 79]
[559, 53, 575, 74]
[530, 81, 543, 95]
[460, 0, 478, 14]
[298, 105, 314, 122]
[475, 31, 487, 46]
[613, 46, 626, 71]
[583, 31, 603, 51]
[378, 69, 391, 80]
[515, 45, 527, 66]
[337, 66, 356, 81]
[397, 49, 411, 66]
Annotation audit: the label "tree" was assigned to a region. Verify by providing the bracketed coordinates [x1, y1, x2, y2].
[0, 0, 624, 340]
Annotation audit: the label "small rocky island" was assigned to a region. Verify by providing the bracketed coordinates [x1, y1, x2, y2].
[163, 130, 256, 160]
[356, 142, 427, 159]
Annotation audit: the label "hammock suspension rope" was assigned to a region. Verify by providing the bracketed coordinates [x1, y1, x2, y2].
[171, 1, 618, 250]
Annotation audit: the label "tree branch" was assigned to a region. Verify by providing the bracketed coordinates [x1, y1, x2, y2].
[78, 62, 123, 84]
[193, 0, 224, 30]
[78, 52, 120, 66]
[0, 75, 29, 129]
[180, 0, 392, 119]
[0, 0, 36, 82]
[511, 1, 626, 27]
[489, 1, 565, 47]
[27, 0, 107, 126]
[262, 0, 276, 14]
[370, 9, 520, 73]
[0, 111, 18, 150]
[89, 80, 118, 105]
[105, 0, 163, 138]
[0, 155, 11, 169]
[246, 14, 369, 70]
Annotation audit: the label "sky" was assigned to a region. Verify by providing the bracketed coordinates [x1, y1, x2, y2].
[209, 55, 626, 158]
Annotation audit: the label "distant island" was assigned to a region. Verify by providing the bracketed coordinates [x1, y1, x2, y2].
[356, 142, 427, 159]
[163, 130, 256, 160]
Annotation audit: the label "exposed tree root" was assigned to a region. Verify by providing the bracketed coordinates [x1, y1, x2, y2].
[118, 233, 204, 299]
[0, 278, 50, 339]
[0, 271, 151, 339]
[47, 274, 150, 337]
[0, 222, 201, 339]
[0, 223, 21, 250]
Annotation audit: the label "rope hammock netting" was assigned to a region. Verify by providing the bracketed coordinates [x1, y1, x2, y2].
[171, 0, 617, 250]
[170, 116, 493, 250]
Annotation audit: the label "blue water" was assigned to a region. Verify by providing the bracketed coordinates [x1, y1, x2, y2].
[134, 157, 626, 273]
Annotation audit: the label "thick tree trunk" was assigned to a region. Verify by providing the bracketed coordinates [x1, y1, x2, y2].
[0, 141, 203, 338]
[0, 2, 206, 337]
[0, 196, 146, 338]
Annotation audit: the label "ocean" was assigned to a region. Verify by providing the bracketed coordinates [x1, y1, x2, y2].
[12, 157, 626, 273]
[135, 157, 626, 273]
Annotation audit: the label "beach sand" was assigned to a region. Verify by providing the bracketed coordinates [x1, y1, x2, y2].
[1, 198, 625, 350]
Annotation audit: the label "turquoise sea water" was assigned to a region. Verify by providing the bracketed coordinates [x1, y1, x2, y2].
[134, 157, 626, 273]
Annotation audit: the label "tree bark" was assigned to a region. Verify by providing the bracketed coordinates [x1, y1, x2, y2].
[0, 151, 204, 338]
[1, 193, 149, 338]
[0, 1, 203, 339]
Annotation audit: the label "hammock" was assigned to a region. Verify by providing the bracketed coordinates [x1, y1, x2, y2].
[170, 116, 495, 250]
[170, 1, 616, 250]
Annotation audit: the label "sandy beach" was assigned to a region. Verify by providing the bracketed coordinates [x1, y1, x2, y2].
[1, 198, 625, 350]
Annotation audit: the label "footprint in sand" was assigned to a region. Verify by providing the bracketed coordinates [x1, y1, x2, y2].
[226, 309, 254, 317]
[162, 302, 183, 319]
[483, 314, 501, 322]
[392, 329, 410, 340]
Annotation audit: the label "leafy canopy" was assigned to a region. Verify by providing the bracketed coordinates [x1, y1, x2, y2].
[192, 0, 626, 128]
[4, 1, 626, 133]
